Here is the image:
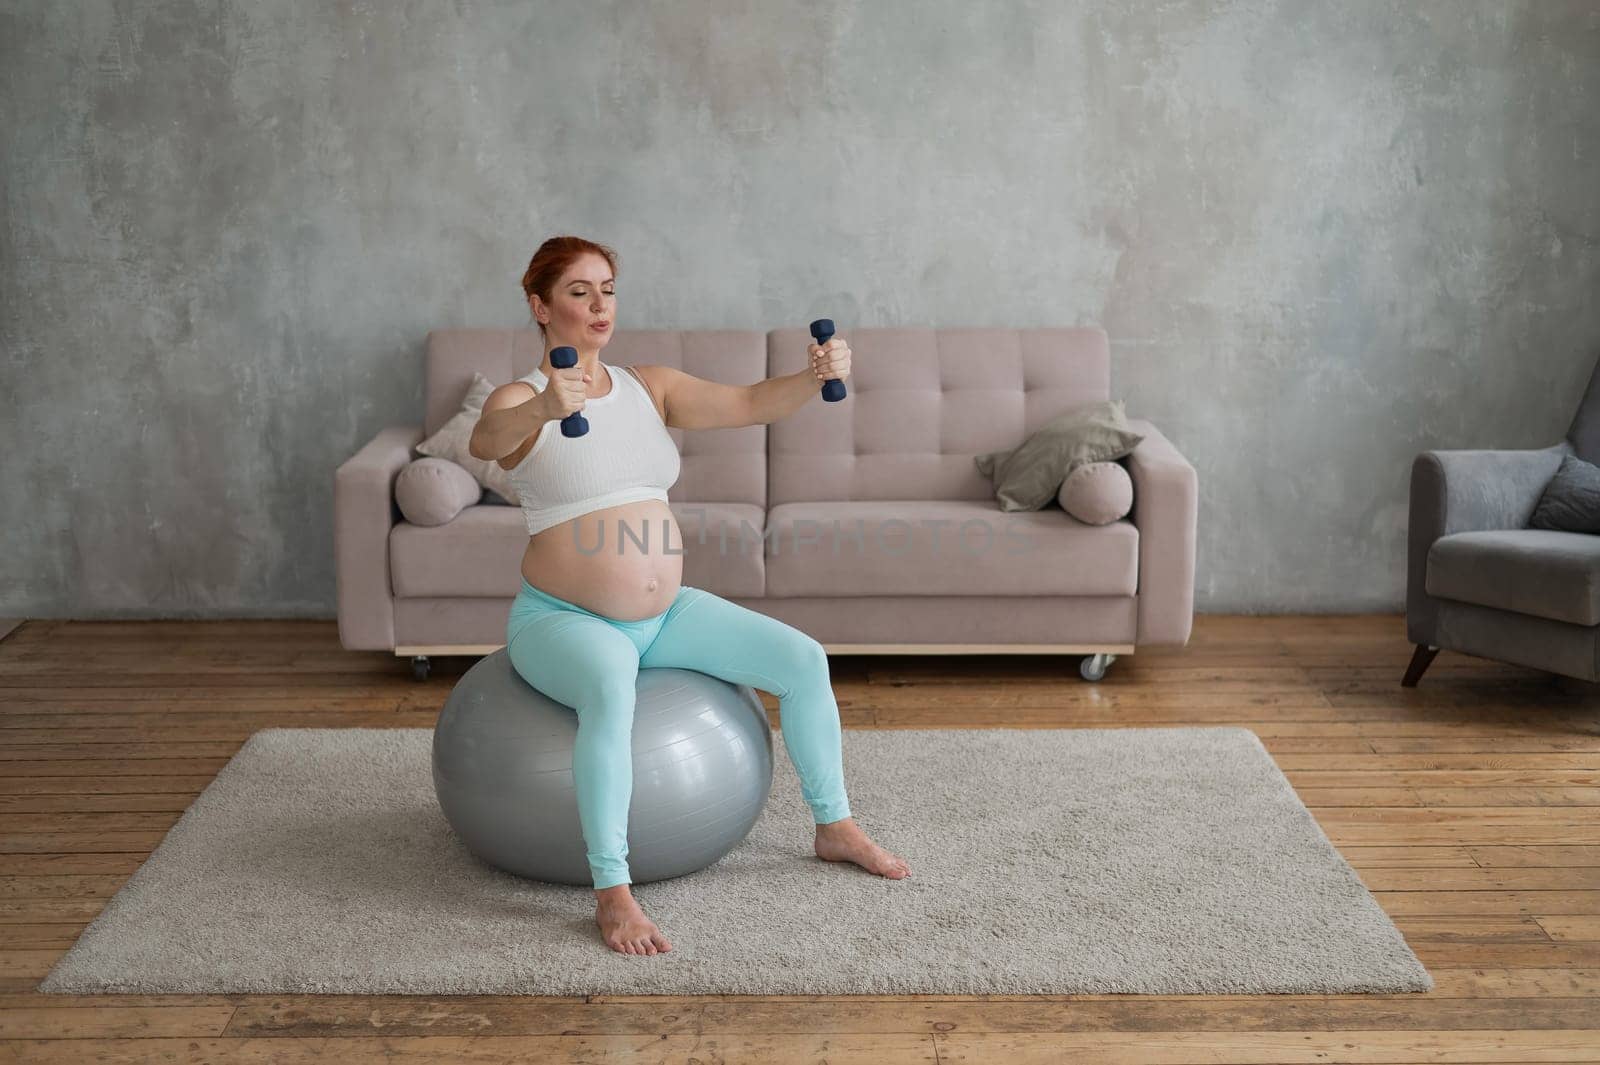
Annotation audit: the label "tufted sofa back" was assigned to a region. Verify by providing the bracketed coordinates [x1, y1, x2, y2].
[424, 325, 1112, 508]
[766, 326, 1111, 504]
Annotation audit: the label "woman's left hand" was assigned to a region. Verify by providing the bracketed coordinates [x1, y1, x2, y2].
[807, 337, 851, 387]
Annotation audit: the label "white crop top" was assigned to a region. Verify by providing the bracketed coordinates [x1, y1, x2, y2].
[507, 361, 682, 536]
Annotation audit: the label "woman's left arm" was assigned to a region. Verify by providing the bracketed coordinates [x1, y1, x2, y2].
[747, 337, 851, 426]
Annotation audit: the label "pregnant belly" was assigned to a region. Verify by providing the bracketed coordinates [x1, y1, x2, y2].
[520, 499, 684, 622]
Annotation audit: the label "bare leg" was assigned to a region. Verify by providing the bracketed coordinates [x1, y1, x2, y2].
[505, 605, 672, 957]
[641, 587, 913, 885]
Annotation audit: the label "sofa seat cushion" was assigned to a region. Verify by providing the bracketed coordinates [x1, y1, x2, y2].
[1426, 529, 1600, 626]
[762, 500, 1137, 598]
[390, 502, 767, 599]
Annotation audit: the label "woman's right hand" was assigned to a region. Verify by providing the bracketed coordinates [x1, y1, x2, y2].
[535, 366, 591, 422]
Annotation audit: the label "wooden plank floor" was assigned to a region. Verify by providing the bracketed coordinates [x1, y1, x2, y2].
[1, 614, 1597, 1064]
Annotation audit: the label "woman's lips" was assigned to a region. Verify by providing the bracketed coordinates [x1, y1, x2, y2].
[589, 322, 610, 331]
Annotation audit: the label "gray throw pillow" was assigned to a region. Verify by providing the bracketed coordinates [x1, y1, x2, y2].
[415, 370, 543, 505]
[1529, 453, 1600, 533]
[974, 400, 1146, 512]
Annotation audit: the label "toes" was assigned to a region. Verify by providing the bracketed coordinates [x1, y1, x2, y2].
[608, 924, 668, 953]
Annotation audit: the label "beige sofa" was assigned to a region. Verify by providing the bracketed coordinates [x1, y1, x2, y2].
[335, 326, 1198, 680]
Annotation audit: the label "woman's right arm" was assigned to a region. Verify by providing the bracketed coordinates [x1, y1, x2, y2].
[469, 383, 552, 467]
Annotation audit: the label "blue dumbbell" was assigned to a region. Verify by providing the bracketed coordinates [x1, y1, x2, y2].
[549, 346, 589, 437]
[809, 319, 848, 402]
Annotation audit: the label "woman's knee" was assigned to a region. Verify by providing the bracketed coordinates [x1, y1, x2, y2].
[768, 629, 830, 691]
[572, 667, 640, 727]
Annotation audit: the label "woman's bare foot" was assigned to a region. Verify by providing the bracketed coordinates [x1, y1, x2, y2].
[814, 817, 912, 879]
[594, 884, 672, 955]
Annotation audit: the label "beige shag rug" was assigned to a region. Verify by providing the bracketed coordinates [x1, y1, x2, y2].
[37, 725, 1432, 996]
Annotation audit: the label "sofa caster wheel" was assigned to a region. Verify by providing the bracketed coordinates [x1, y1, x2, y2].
[1080, 653, 1116, 682]
[411, 655, 431, 681]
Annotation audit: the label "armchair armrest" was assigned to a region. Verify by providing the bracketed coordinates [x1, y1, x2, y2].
[1405, 442, 1569, 643]
[335, 425, 423, 651]
[1124, 419, 1198, 646]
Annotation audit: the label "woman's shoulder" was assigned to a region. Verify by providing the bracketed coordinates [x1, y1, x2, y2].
[483, 378, 539, 413]
[621, 362, 657, 383]
[622, 364, 668, 423]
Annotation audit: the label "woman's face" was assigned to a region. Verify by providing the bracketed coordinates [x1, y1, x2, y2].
[532, 252, 615, 351]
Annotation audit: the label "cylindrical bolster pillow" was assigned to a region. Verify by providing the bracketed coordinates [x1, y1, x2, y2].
[1058, 460, 1133, 525]
[395, 457, 484, 526]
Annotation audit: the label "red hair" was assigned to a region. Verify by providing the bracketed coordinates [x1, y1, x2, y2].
[520, 236, 620, 341]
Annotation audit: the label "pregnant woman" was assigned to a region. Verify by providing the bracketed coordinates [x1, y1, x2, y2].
[468, 236, 911, 957]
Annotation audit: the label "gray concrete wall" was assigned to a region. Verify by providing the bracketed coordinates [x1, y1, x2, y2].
[3, 1, 1597, 619]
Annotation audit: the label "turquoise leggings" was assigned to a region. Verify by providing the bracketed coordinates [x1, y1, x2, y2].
[505, 578, 852, 889]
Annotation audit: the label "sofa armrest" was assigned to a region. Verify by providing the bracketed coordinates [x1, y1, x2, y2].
[335, 425, 423, 651]
[1405, 442, 1568, 644]
[1123, 419, 1198, 646]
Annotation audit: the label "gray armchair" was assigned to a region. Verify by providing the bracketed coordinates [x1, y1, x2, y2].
[1404, 363, 1600, 685]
